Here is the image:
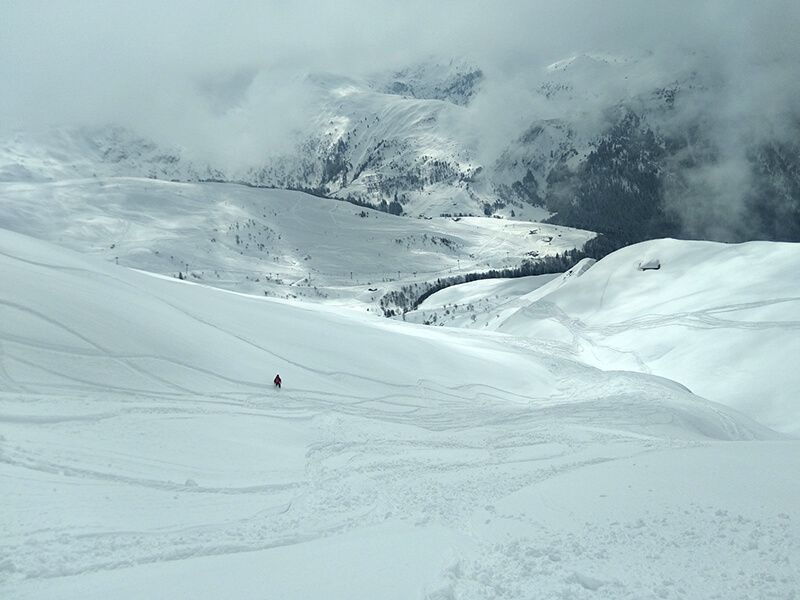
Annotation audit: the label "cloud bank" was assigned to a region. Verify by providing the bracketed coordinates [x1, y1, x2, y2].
[2, 0, 799, 233]
[4, 2, 797, 135]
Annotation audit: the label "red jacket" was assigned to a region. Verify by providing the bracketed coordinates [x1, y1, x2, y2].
[274, 374, 282, 386]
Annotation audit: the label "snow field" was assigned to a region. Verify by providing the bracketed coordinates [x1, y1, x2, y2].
[1, 229, 798, 598]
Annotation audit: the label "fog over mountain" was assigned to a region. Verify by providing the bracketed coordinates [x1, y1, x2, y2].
[2, 1, 799, 243]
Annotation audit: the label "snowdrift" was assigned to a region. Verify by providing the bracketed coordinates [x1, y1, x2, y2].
[496, 238, 800, 433]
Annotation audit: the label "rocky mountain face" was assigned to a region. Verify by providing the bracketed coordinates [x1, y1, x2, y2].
[236, 62, 488, 217]
[523, 107, 800, 250]
[492, 55, 800, 248]
[3, 55, 798, 249]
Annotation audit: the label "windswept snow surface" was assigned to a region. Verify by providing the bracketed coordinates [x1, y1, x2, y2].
[1, 229, 798, 599]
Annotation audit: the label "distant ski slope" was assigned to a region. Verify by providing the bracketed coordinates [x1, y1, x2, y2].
[2, 229, 797, 599]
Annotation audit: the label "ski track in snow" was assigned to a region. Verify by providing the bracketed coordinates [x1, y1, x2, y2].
[2, 379, 794, 597]
[0, 317, 738, 583]
[519, 297, 800, 343]
[1, 385, 674, 582]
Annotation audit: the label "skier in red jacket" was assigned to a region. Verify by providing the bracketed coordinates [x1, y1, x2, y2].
[273, 374, 282, 389]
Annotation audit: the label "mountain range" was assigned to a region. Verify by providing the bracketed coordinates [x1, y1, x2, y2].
[4, 54, 798, 251]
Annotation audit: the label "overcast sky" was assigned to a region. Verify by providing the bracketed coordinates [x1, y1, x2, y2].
[2, 0, 798, 163]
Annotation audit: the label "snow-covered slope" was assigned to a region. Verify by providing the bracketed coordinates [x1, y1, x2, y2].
[2, 229, 797, 599]
[407, 258, 595, 327]
[0, 176, 592, 313]
[417, 239, 800, 434]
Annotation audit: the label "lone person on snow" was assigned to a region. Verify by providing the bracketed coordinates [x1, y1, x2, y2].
[274, 374, 282, 389]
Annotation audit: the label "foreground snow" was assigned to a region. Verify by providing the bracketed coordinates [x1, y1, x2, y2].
[1, 229, 798, 598]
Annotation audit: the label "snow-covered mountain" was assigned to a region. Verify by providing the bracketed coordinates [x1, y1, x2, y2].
[244, 67, 487, 218]
[4, 53, 797, 241]
[492, 53, 800, 246]
[2, 227, 798, 599]
[0, 60, 494, 218]
[370, 59, 484, 106]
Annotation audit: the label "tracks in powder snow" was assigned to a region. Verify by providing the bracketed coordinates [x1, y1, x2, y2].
[0, 380, 682, 584]
[1, 242, 794, 595]
[522, 297, 800, 338]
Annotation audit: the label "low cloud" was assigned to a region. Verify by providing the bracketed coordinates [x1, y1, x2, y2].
[2, 1, 798, 235]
